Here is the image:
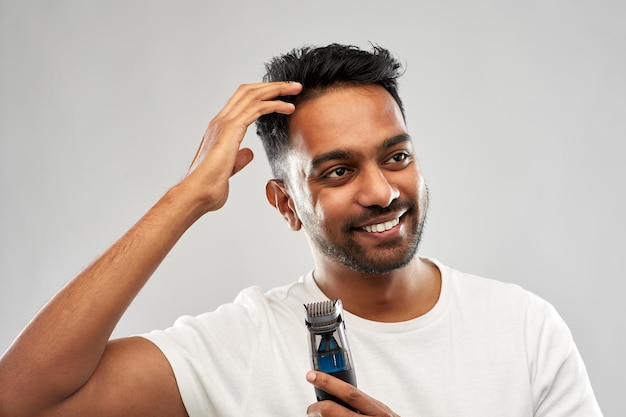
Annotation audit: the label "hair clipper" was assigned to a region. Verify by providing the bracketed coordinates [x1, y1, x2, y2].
[304, 299, 357, 409]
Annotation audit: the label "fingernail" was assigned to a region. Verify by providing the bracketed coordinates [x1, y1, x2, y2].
[306, 371, 317, 382]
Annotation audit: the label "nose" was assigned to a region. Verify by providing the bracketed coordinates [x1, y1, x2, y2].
[356, 166, 400, 208]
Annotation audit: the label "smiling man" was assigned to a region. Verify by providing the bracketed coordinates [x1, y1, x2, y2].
[265, 82, 438, 325]
[0, 44, 602, 417]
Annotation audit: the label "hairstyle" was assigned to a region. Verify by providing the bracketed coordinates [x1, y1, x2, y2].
[255, 43, 405, 180]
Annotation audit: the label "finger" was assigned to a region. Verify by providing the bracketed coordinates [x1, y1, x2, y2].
[216, 81, 302, 120]
[196, 97, 289, 166]
[306, 371, 398, 416]
[199, 83, 300, 164]
[306, 371, 358, 415]
[231, 147, 254, 176]
[307, 399, 356, 417]
[188, 81, 301, 174]
[207, 82, 301, 154]
[306, 371, 362, 409]
[219, 85, 301, 130]
[232, 98, 295, 128]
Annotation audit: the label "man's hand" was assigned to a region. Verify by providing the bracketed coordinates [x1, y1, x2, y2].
[182, 81, 302, 213]
[0, 81, 302, 417]
[305, 371, 401, 416]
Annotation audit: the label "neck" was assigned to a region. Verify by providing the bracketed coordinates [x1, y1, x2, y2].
[312, 257, 441, 322]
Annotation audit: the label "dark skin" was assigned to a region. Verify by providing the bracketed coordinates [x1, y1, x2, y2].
[305, 371, 400, 416]
[267, 85, 440, 324]
[0, 82, 439, 416]
[269, 85, 441, 415]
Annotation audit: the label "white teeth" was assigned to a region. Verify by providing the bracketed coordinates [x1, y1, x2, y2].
[362, 218, 399, 233]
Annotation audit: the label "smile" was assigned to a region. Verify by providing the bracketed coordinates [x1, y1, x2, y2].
[360, 217, 400, 233]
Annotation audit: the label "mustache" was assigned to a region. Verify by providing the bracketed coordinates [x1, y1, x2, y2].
[343, 199, 416, 232]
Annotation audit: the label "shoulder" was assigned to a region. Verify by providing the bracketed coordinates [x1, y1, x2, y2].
[431, 259, 565, 338]
[149, 276, 313, 338]
[430, 260, 602, 415]
[438, 260, 553, 314]
[434, 259, 576, 360]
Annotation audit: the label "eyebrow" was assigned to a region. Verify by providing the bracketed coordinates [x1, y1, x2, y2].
[383, 133, 412, 149]
[308, 133, 412, 174]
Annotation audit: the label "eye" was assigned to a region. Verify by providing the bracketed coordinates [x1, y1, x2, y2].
[325, 166, 351, 178]
[384, 151, 412, 167]
[391, 152, 408, 162]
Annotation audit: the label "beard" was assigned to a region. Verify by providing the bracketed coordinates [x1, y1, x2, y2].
[305, 189, 429, 275]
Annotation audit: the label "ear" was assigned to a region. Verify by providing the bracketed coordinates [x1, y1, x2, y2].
[265, 179, 302, 231]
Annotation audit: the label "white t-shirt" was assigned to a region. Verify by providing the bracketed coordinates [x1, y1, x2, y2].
[141, 259, 602, 416]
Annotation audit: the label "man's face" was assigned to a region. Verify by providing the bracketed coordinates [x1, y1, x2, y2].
[283, 84, 429, 275]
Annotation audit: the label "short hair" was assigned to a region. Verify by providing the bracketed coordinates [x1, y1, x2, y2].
[255, 43, 405, 180]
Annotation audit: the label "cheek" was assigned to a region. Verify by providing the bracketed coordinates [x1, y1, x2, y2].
[415, 173, 426, 194]
[308, 189, 351, 225]
[392, 167, 422, 195]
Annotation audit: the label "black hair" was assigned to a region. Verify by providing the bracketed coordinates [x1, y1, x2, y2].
[255, 43, 405, 179]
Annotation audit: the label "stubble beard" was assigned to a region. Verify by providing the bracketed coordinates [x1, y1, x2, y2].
[308, 191, 429, 276]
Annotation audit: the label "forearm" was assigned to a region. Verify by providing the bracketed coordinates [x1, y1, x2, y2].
[0, 81, 302, 417]
[0, 183, 205, 414]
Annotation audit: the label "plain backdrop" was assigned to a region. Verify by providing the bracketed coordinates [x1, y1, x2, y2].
[1, 1, 623, 415]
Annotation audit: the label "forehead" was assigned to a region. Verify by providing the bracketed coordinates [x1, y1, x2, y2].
[288, 84, 407, 160]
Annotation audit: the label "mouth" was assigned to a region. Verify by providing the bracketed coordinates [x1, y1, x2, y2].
[359, 216, 401, 233]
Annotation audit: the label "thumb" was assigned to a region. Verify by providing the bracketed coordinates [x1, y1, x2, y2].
[231, 147, 254, 176]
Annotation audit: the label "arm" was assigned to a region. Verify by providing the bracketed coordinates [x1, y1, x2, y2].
[0, 82, 303, 417]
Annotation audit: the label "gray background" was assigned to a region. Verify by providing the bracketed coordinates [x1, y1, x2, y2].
[1, 1, 623, 415]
